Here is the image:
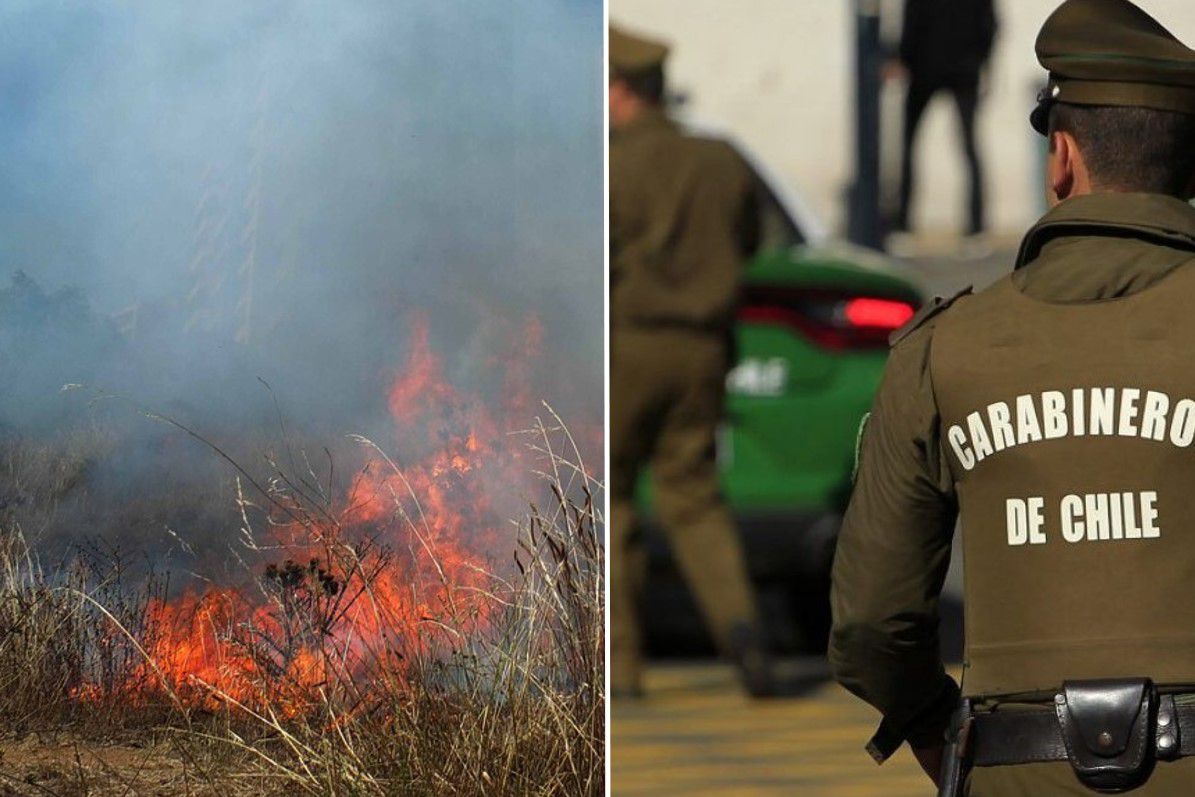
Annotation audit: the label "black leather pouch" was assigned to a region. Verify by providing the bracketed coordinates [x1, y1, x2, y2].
[1054, 678, 1155, 793]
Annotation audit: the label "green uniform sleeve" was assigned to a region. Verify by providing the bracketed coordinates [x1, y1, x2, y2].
[828, 322, 960, 762]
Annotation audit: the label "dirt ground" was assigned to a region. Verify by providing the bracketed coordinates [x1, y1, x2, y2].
[0, 735, 241, 797]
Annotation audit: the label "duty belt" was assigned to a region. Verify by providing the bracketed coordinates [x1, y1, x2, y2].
[972, 695, 1195, 765]
[953, 679, 1195, 794]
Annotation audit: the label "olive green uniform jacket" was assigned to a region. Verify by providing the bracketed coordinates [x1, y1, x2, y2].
[609, 109, 761, 688]
[830, 193, 1195, 795]
[610, 108, 759, 332]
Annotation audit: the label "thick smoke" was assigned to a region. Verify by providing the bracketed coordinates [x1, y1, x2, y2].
[0, 1, 603, 559]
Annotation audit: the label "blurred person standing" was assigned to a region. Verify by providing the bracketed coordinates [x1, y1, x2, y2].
[832, 0, 1195, 794]
[890, 0, 997, 245]
[608, 24, 773, 699]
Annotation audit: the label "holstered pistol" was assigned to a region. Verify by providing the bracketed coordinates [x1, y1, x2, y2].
[938, 697, 974, 797]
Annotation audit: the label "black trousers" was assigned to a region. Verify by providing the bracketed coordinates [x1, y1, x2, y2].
[897, 74, 986, 235]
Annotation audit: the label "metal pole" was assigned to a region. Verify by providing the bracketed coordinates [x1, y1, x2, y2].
[847, 0, 883, 250]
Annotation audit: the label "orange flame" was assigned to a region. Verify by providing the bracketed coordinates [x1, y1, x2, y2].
[80, 315, 542, 714]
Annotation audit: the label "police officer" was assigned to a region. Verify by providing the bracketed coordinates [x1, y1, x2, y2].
[830, 0, 1195, 793]
[609, 24, 773, 699]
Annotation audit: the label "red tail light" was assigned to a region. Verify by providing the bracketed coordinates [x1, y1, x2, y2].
[843, 297, 915, 329]
[737, 287, 919, 351]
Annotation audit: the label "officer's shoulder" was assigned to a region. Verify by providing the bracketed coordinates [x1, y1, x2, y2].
[681, 130, 747, 166]
[888, 285, 973, 348]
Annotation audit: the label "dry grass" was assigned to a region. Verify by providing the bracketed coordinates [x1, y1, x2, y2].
[0, 414, 604, 796]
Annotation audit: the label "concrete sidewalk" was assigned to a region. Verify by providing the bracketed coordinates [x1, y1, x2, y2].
[612, 661, 939, 796]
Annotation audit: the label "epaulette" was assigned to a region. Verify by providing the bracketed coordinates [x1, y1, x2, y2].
[888, 285, 972, 347]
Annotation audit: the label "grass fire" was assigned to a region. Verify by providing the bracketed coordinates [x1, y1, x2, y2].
[0, 316, 604, 796]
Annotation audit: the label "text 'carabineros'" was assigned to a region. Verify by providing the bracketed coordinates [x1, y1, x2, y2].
[947, 387, 1195, 471]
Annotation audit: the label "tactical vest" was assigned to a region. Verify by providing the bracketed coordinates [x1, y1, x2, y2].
[931, 264, 1195, 698]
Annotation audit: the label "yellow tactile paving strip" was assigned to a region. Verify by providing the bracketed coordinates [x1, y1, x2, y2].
[613, 661, 938, 796]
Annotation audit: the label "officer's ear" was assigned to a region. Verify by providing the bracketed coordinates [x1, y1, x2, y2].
[1046, 131, 1073, 206]
[1046, 129, 1084, 206]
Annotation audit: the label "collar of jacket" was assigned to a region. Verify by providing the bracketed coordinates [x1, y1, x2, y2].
[610, 106, 675, 140]
[1015, 193, 1195, 269]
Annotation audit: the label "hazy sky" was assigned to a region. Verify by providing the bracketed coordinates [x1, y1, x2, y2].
[0, 0, 603, 435]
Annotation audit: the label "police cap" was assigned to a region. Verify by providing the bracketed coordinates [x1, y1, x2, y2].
[1031, 0, 1195, 134]
[609, 24, 669, 78]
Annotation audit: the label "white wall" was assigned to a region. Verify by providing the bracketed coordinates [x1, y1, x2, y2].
[609, 0, 1195, 237]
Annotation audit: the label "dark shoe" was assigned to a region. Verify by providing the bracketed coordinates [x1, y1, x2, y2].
[728, 622, 777, 698]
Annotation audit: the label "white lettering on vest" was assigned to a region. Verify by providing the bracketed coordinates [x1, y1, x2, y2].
[1091, 388, 1115, 435]
[1015, 394, 1042, 444]
[948, 425, 974, 471]
[1118, 388, 1141, 437]
[1072, 388, 1086, 436]
[988, 402, 1015, 452]
[1042, 391, 1068, 439]
[1142, 491, 1160, 538]
[1141, 391, 1170, 442]
[1122, 492, 1141, 539]
[1109, 492, 1124, 539]
[944, 388, 1195, 470]
[1085, 493, 1110, 540]
[1005, 497, 1046, 546]
[1055, 492, 1160, 544]
[967, 411, 994, 462]
[1171, 400, 1195, 447]
[1060, 494, 1084, 542]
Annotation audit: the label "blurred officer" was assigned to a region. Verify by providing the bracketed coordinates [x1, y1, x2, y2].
[608, 24, 772, 699]
[831, 0, 1195, 793]
[891, 0, 997, 241]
